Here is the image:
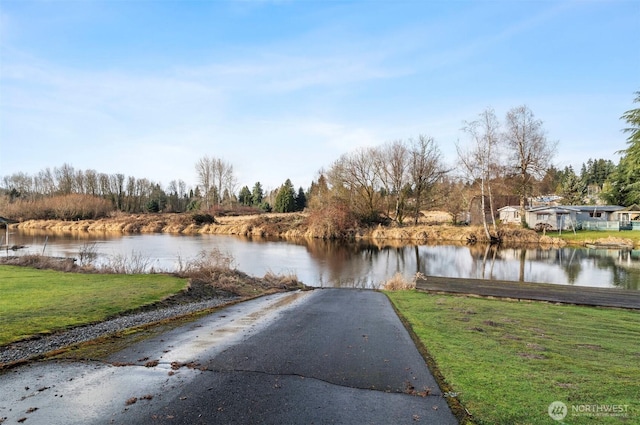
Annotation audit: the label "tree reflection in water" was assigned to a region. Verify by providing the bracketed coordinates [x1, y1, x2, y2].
[8, 230, 640, 290]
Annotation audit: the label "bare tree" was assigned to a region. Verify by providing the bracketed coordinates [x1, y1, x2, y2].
[85, 169, 98, 196]
[195, 156, 214, 209]
[178, 179, 187, 199]
[435, 177, 469, 225]
[457, 108, 502, 239]
[503, 105, 557, 224]
[98, 173, 110, 198]
[40, 168, 57, 196]
[55, 163, 75, 195]
[110, 173, 125, 210]
[327, 147, 382, 222]
[2, 172, 33, 198]
[74, 169, 85, 194]
[126, 176, 137, 212]
[377, 140, 410, 224]
[212, 158, 236, 207]
[195, 156, 236, 209]
[409, 135, 447, 225]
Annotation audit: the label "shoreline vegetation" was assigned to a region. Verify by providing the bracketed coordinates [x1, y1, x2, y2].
[9, 211, 640, 248]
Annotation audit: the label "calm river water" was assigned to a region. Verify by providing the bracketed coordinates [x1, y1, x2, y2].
[6, 229, 640, 290]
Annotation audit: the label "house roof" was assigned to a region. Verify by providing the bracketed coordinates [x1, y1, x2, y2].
[497, 206, 520, 212]
[622, 204, 640, 212]
[527, 206, 580, 214]
[564, 205, 625, 212]
[525, 205, 625, 213]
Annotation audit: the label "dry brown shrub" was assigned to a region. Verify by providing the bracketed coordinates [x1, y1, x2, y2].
[141, 219, 167, 233]
[418, 210, 453, 225]
[413, 230, 429, 241]
[0, 254, 78, 272]
[174, 249, 306, 296]
[100, 251, 155, 274]
[305, 202, 357, 239]
[175, 249, 255, 294]
[249, 215, 291, 236]
[0, 195, 112, 221]
[262, 270, 305, 291]
[584, 236, 634, 248]
[497, 227, 540, 243]
[382, 272, 417, 291]
[539, 235, 566, 246]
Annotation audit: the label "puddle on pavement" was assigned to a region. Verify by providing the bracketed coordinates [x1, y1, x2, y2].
[0, 290, 315, 425]
[150, 290, 313, 365]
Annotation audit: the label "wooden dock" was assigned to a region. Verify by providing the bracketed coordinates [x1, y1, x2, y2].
[416, 276, 640, 310]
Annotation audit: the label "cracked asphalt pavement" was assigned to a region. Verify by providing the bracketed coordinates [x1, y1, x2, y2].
[0, 289, 457, 424]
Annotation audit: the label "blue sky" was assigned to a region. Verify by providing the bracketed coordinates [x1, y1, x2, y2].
[1, 0, 638, 192]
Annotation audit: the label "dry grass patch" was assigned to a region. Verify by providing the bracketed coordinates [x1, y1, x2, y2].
[11, 211, 588, 246]
[0, 254, 78, 272]
[175, 248, 308, 297]
[383, 272, 421, 290]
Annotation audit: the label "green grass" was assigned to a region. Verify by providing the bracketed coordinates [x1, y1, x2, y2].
[0, 266, 187, 345]
[549, 229, 640, 245]
[386, 290, 640, 425]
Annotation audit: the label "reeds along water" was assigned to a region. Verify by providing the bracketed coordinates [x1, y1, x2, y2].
[12, 213, 565, 247]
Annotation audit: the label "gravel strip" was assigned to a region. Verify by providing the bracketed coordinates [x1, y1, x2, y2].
[0, 297, 236, 366]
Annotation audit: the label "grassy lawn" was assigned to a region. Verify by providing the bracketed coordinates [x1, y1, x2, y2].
[386, 290, 640, 425]
[0, 265, 187, 345]
[550, 229, 640, 245]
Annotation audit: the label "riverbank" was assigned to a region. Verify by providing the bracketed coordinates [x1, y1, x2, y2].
[12, 212, 575, 246]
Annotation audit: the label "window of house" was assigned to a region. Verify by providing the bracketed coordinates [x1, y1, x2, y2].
[537, 213, 550, 220]
[589, 212, 602, 218]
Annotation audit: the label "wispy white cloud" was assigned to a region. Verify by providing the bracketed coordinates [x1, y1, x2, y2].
[1, 0, 637, 190]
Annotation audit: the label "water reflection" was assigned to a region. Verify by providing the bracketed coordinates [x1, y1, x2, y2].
[6, 229, 640, 290]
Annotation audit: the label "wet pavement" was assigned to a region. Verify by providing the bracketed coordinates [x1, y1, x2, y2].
[0, 289, 457, 424]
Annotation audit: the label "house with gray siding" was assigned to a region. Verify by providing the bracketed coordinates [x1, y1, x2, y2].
[515, 205, 634, 231]
[524, 206, 580, 231]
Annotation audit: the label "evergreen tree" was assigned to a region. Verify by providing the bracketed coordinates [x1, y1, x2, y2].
[145, 199, 160, 213]
[622, 91, 640, 149]
[274, 179, 296, 213]
[295, 187, 307, 211]
[238, 186, 252, 205]
[580, 158, 615, 188]
[604, 92, 640, 206]
[251, 182, 264, 206]
[259, 201, 272, 212]
[539, 166, 562, 195]
[560, 167, 585, 205]
[186, 199, 200, 211]
[308, 174, 329, 209]
[147, 184, 167, 212]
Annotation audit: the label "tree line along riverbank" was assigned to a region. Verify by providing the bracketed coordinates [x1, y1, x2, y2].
[4, 211, 605, 247]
